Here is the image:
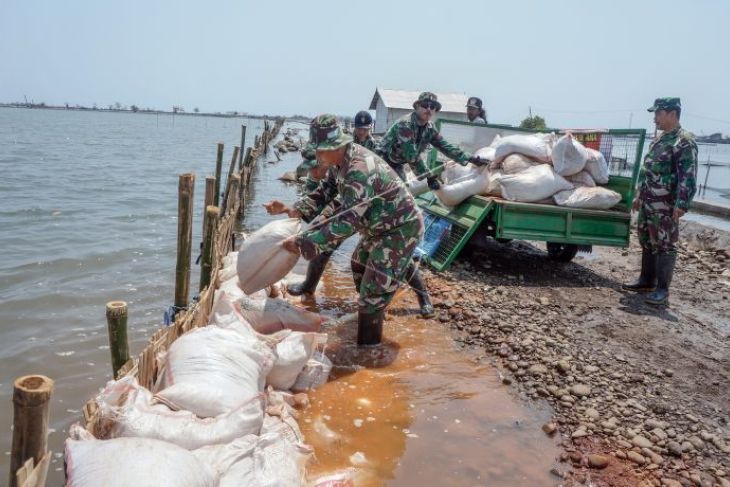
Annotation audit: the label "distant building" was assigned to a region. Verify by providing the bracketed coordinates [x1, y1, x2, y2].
[369, 88, 469, 134]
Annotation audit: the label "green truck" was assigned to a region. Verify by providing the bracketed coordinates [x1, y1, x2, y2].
[417, 120, 647, 270]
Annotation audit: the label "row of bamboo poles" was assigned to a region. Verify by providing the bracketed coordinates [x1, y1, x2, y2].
[8, 118, 284, 487]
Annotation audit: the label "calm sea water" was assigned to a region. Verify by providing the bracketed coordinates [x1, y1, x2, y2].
[0, 107, 267, 482]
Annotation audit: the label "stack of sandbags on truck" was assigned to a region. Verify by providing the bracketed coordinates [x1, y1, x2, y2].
[550, 133, 620, 209]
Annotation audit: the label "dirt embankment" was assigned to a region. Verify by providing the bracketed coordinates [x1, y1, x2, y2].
[421, 220, 730, 487]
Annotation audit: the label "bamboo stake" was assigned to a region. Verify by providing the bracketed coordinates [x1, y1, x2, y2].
[238, 125, 247, 170]
[213, 142, 224, 207]
[220, 146, 240, 215]
[9, 375, 53, 487]
[105, 301, 130, 378]
[202, 176, 216, 237]
[227, 173, 241, 218]
[199, 205, 219, 291]
[174, 173, 195, 311]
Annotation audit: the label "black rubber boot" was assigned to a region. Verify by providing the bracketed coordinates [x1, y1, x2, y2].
[287, 251, 332, 296]
[646, 253, 676, 306]
[622, 249, 657, 292]
[406, 264, 435, 318]
[357, 309, 385, 346]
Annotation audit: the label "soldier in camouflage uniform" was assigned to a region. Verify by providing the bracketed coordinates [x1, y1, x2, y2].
[353, 110, 378, 151]
[284, 112, 377, 298]
[275, 114, 425, 345]
[623, 98, 697, 305]
[376, 92, 487, 186]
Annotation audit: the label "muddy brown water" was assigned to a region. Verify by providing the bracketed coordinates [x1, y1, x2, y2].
[292, 267, 560, 486]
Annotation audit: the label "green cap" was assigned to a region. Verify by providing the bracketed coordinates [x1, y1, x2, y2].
[310, 114, 352, 152]
[647, 97, 681, 112]
[413, 91, 442, 111]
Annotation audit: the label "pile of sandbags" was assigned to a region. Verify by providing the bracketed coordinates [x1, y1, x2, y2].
[66, 249, 332, 486]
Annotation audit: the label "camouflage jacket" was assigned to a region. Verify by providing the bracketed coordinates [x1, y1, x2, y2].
[354, 134, 378, 151]
[376, 112, 471, 179]
[296, 144, 422, 258]
[638, 126, 698, 211]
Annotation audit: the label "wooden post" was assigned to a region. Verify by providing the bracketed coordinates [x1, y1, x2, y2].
[202, 176, 216, 236]
[199, 205, 220, 291]
[213, 143, 224, 207]
[174, 173, 195, 312]
[9, 375, 53, 487]
[105, 301, 130, 378]
[238, 125, 247, 170]
[227, 173, 241, 215]
[220, 146, 240, 215]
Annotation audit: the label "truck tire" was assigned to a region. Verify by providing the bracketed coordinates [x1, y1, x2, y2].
[546, 242, 578, 262]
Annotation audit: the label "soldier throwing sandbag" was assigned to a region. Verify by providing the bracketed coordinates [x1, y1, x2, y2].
[623, 97, 698, 306]
[268, 114, 425, 346]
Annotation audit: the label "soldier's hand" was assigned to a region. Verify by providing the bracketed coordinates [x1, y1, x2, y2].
[286, 208, 303, 219]
[281, 235, 300, 254]
[468, 156, 488, 167]
[427, 177, 441, 190]
[264, 200, 288, 215]
[673, 208, 686, 220]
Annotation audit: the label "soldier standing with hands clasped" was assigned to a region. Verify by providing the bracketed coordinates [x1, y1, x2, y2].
[623, 97, 698, 306]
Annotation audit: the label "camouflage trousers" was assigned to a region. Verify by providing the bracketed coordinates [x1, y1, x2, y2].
[637, 200, 679, 254]
[350, 219, 424, 314]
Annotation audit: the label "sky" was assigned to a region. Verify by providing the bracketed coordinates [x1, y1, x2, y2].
[1, 0, 729, 134]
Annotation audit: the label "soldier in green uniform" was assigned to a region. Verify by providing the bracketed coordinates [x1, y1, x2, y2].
[270, 115, 425, 345]
[623, 98, 697, 305]
[376, 92, 487, 186]
[353, 110, 377, 151]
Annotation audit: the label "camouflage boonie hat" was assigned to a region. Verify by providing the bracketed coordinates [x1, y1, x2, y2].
[413, 92, 442, 111]
[647, 97, 681, 112]
[310, 114, 353, 152]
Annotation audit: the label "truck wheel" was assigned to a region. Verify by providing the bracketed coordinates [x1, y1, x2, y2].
[546, 242, 578, 262]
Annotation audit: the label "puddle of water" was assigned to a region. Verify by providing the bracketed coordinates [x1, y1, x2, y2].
[296, 270, 561, 487]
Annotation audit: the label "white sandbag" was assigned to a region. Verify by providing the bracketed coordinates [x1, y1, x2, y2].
[406, 177, 429, 197]
[434, 167, 489, 207]
[155, 326, 275, 418]
[493, 133, 554, 164]
[279, 170, 298, 182]
[234, 293, 324, 334]
[65, 424, 216, 487]
[501, 153, 540, 175]
[553, 186, 622, 210]
[237, 218, 301, 295]
[268, 332, 327, 391]
[96, 377, 264, 450]
[474, 146, 497, 162]
[498, 164, 573, 203]
[292, 351, 333, 391]
[195, 433, 311, 487]
[442, 161, 478, 184]
[566, 170, 596, 188]
[585, 148, 610, 184]
[552, 133, 589, 176]
[482, 169, 503, 197]
[489, 133, 502, 148]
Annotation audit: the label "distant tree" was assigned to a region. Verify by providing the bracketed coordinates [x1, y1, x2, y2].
[172, 105, 185, 113]
[194, 107, 200, 113]
[92, 103, 98, 110]
[130, 105, 139, 113]
[520, 115, 547, 130]
[114, 102, 122, 110]
[65, 102, 69, 109]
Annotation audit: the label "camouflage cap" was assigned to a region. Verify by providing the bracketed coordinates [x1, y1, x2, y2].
[310, 114, 353, 152]
[647, 97, 681, 112]
[413, 92, 442, 111]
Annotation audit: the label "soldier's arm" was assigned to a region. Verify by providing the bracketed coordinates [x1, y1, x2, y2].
[431, 131, 471, 166]
[296, 175, 372, 259]
[674, 139, 698, 211]
[375, 124, 397, 160]
[294, 170, 338, 222]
